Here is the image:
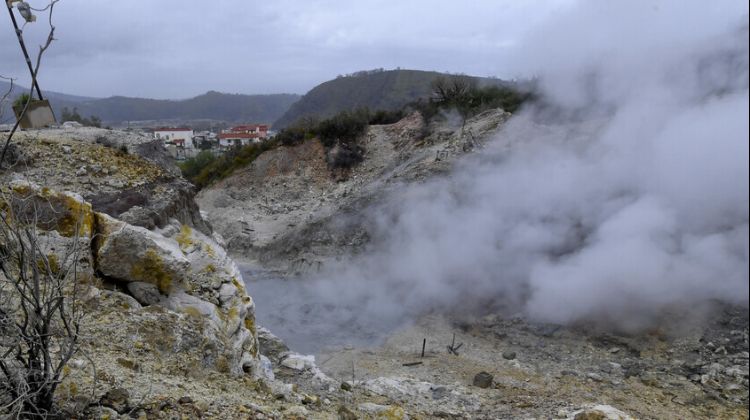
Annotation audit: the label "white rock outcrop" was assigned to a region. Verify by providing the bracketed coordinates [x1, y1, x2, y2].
[95, 214, 259, 375]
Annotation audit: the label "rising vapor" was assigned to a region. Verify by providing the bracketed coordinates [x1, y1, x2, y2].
[265, 1, 749, 350]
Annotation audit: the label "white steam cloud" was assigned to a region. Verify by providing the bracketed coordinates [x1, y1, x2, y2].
[254, 1, 749, 351]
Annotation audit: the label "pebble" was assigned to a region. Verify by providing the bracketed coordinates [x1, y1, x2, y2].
[587, 372, 604, 382]
[473, 371, 493, 388]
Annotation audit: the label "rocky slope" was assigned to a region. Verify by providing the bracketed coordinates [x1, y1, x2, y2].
[198, 109, 510, 273]
[1, 129, 332, 418]
[196, 109, 749, 419]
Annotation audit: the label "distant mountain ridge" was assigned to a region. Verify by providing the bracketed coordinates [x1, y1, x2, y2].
[0, 81, 300, 125]
[272, 69, 512, 129]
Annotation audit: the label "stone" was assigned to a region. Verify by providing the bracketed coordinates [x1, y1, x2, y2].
[338, 405, 358, 420]
[473, 371, 493, 388]
[302, 394, 319, 405]
[62, 120, 83, 128]
[502, 350, 517, 360]
[285, 406, 308, 417]
[358, 402, 407, 419]
[100, 387, 130, 414]
[280, 353, 315, 371]
[431, 386, 449, 400]
[116, 357, 140, 371]
[587, 372, 604, 382]
[257, 326, 290, 363]
[218, 282, 238, 305]
[94, 214, 259, 376]
[126, 281, 162, 306]
[163, 291, 224, 327]
[95, 213, 190, 294]
[86, 406, 120, 419]
[98, 289, 142, 311]
[571, 405, 634, 420]
[258, 355, 275, 381]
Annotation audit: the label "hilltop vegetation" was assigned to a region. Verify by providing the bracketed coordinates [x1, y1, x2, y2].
[272, 69, 515, 129]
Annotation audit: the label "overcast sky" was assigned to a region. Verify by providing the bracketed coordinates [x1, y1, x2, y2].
[1, 0, 572, 99]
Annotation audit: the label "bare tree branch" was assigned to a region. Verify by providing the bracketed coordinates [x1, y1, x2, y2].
[0, 184, 88, 418]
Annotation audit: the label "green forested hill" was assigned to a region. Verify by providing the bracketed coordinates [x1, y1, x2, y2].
[70, 91, 301, 124]
[272, 69, 510, 129]
[0, 81, 300, 125]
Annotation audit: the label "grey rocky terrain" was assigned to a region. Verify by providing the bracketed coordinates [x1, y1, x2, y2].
[0, 113, 745, 419]
[196, 111, 750, 419]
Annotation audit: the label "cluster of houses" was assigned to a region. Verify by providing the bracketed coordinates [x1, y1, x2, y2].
[152, 124, 270, 159]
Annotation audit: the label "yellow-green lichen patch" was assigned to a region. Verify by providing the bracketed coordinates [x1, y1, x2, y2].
[10, 183, 32, 196]
[130, 248, 174, 293]
[227, 306, 239, 321]
[379, 405, 406, 420]
[36, 253, 61, 276]
[55, 194, 95, 238]
[231, 277, 247, 295]
[6, 184, 94, 237]
[244, 317, 256, 335]
[182, 306, 204, 320]
[215, 355, 231, 374]
[176, 224, 194, 252]
[203, 243, 217, 258]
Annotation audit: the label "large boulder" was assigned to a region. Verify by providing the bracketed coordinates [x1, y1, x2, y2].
[95, 213, 190, 294]
[95, 214, 259, 375]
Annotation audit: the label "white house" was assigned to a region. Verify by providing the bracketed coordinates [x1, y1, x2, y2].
[153, 127, 194, 148]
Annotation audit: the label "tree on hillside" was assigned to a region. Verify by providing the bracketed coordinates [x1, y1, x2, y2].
[431, 74, 477, 103]
[60, 107, 102, 128]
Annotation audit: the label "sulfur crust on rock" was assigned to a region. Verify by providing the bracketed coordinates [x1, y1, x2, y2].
[5, 181, 95, 238]
[175, 224, 194, 251]
[129, 248, 174, 293]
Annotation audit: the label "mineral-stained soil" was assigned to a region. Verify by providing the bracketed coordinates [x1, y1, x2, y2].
[201, 111, 749, 419]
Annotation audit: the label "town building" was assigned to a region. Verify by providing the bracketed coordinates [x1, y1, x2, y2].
[154, 127, 195, 160]
[217, 124, 269, 147]
[153, 127, 195, 147]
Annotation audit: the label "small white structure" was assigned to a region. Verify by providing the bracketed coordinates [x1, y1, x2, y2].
[154, 127, 195, 160]
[153, 127, 194, 148]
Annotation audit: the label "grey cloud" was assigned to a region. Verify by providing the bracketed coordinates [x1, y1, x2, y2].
[2, 0, 568, 97]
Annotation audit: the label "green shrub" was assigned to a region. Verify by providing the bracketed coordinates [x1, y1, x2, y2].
[60, 107, 102, 127]
[368, 109, 405, 125]
[178, 150, 217, 181]
[12, 93, 32, 109]
[275, 125, 308, 146]
[314, 108, 369, 148]
[179, 141, 278, 189]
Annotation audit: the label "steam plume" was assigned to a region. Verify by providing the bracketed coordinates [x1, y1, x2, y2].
[252, 2, 749, 351]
